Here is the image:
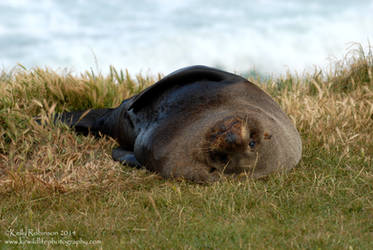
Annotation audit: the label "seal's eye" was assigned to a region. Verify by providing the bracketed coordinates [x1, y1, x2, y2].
[249, 141, 256, 148]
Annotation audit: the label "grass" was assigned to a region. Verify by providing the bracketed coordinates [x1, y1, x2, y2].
[0, 44, 372, 249]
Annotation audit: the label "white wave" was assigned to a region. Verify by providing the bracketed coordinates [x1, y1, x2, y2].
[0, 0, 372, 75]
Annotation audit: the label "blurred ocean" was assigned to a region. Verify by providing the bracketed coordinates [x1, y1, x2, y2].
[0, 0, 372, 76]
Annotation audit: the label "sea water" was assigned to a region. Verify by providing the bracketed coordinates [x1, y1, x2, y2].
[0, 0, 372, 76]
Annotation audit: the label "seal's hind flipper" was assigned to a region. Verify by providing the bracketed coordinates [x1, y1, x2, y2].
[56, 108, 114, 137]
[112, 147, 142, 168]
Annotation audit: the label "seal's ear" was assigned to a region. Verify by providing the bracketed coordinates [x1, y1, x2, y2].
[56, 108, 111, 136]
[264, 132, 272, 140]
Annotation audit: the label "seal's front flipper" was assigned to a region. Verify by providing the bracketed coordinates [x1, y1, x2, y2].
[112, 147, 142, 168]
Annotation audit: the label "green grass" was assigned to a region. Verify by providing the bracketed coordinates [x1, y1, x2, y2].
[0, 45, 372, 249]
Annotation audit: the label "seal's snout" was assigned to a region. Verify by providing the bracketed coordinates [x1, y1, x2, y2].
[202, 114, 278, 175]
[206, 116, 246, 153]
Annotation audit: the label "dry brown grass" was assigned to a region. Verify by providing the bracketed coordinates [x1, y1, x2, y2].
[274, 73, 373, 156]
[1, 46, 372, 194]
[262, 44, 373, 158]
[0, 67, 159, 195]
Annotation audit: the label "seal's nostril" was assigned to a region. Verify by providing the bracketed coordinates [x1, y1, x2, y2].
[225, 132, 237, 144]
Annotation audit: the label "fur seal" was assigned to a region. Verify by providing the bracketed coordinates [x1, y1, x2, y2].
[57, 65, 302, 182]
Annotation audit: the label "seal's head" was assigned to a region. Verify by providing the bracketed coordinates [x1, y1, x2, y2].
[202, 115, 273, 176]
